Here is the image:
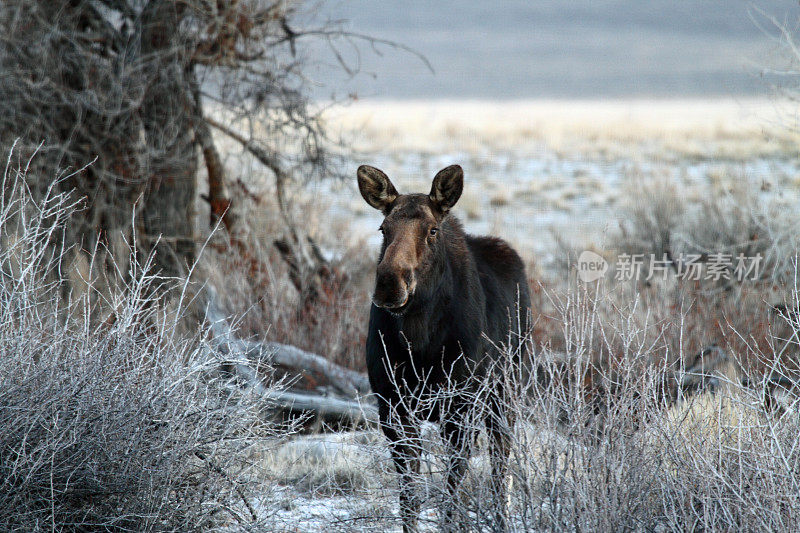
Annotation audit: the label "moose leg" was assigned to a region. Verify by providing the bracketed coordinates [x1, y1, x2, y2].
[486, 398, 514, 531]
[382, 410, 422, 533]
[440, 416, 471, 531]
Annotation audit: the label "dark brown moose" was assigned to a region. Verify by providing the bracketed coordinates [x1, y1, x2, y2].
[358, 164, 531, 532]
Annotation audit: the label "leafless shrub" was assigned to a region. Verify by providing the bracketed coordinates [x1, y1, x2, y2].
[618, 175, 798, 285]
[552, 176, 800, 380]
[615, 178, 686, 271]
[0, 151, 292, 531]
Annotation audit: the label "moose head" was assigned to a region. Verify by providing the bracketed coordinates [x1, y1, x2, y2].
[357, 164, 464, 314]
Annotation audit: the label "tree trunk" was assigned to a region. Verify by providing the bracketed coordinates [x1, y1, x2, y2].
[139, 1, 198, 279]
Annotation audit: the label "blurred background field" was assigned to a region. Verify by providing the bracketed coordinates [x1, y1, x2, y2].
[315, 98, 800, 272]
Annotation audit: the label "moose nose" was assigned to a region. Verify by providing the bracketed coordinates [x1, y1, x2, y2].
[373, 265, 413, 309]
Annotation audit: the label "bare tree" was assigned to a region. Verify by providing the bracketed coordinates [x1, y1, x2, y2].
[0, 0, 342, 288]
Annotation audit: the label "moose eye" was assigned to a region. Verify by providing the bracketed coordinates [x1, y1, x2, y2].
[429, 227, 438, 237]
[378, 226, 385, 234]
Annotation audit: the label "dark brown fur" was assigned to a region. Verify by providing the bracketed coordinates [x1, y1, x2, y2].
[358, 164, 531, 531]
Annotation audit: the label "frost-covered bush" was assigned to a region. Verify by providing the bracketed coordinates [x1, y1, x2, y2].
[0, 149, 278, 531]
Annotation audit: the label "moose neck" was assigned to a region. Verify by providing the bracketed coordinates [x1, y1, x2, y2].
[392, 272, 452, 356]
[391, 220, 467, 354]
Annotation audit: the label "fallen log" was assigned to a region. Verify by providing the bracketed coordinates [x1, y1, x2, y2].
[262, 389, 378, 425]
[259, 339, 369, 398]
[223, 352, 378, 425]
[203, 286, 376, 426]
[205, 298, 368, 397]
[677, 344, 729, 396]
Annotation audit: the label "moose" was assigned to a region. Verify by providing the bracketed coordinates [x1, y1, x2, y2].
[358, 164, 531, 531]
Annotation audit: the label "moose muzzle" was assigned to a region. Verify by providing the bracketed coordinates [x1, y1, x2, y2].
[373, 262, 416, 310]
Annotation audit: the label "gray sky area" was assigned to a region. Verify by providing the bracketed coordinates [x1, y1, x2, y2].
[305, 1, 800, 99]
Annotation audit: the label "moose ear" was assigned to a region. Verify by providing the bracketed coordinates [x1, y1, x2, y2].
[357, 165, 399, 213]
[429, 165, 463, 214]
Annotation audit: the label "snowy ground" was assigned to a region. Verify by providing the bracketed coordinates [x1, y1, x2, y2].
[244, 424, 577, 532]
[246, 428, 442, 532]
